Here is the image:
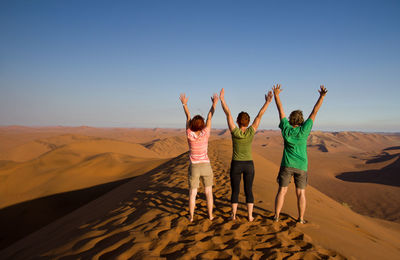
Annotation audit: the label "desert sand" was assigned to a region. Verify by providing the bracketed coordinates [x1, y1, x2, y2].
[0, 126, 400, 259]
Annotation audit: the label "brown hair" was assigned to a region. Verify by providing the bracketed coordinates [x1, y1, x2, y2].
[289, 110, 304, 126]
[237, 111, 250, 127]
[190, 115, 205, 131]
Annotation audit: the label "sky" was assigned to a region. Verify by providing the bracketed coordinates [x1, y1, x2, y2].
[1, 0, 399, 132]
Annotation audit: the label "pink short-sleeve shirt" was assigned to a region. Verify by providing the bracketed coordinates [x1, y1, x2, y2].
[186, 128, 210, 164]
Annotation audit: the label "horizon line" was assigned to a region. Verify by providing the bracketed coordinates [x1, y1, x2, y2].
[0, 124, 399, 134]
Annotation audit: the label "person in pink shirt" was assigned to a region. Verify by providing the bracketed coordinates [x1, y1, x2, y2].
[180, 92, 219, 222]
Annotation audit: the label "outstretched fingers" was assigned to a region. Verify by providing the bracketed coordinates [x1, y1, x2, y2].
[219, 88, 225, 99]
[272, 84, 282, 96]
[179, 93, 188, 104]
[319, 85, 328, 96]
[211, 93, 219, 103]
[265, 90, 273, 102]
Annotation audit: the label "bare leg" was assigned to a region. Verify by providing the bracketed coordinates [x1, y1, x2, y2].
[231, 203, 238, 220]
[247, 203, 254, 221]
[204, 186, 214, 220]
[274, 186, 288, 219]
[189, 188, 198, 222]
[296, 188, 306, 221]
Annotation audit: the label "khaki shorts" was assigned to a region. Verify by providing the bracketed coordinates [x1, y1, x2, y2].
[188, 162, 213, 189]
[277, 166, 308, 189]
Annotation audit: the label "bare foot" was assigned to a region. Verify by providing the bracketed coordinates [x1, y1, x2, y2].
[230, 215, 236, 221]
[248, 216, 254, 222]
[209, 215, 214, 221]
[188, 216, 194, 222]
[297, 218, 308, 224]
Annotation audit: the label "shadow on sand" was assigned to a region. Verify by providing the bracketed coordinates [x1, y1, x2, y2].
[336, 147, 400, 187]
[0, 177, 136, 250]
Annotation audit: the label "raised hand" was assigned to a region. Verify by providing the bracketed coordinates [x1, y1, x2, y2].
[211, 93, 219, 104]
[272, 84, 282, 96]
[179, 93, 188, 105]
[265, 90, 273, 103]
[219, 88, 225, 100]
[318, 85, 328, 97]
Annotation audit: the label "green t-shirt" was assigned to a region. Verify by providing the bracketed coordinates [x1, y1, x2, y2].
[231, 126, 255, 161]
[279, 117, 313, 171]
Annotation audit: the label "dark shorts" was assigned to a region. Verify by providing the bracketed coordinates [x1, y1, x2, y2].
[277, 166, 308, 189]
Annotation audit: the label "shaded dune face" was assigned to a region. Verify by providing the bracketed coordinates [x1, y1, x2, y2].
[336, 147, 400, 187]
[0, 134, 170, 251]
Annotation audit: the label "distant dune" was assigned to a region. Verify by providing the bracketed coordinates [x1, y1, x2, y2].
[0, 126, 399, 259]
[143, 136, 188, 158]
[0, 137, 166, 209]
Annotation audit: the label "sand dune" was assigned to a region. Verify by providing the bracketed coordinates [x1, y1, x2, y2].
[1, 127, 400, 259]
[0, 126, 185, 151]
[0, 138, 165, 209]
[0, 140, 53, 162]
[216, 129, 230, 136]
[0, 134, 103, 162]
[0, 141, 348, 259]
[337, 148, 400, 187]
[143, 136, 188, 158]
[0, 133, 169, 250]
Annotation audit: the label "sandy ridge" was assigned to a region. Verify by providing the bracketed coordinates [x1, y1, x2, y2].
[0, 141, 344, 259]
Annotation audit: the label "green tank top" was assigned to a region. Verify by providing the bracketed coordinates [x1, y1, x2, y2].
[231, 126, 255, 161]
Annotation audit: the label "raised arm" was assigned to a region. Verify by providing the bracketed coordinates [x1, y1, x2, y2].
[251, 90, 273, 131]
[205, 93, 219, 129]
[273, 84, 286, 120]
[308, 85, 328, 122]
[219, 88, 236, 132]
[179, 93, 191, 129]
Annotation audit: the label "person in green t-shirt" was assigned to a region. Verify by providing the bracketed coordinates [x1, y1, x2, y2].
[220, 88, 273, 221]
[272, 84, 328, 224]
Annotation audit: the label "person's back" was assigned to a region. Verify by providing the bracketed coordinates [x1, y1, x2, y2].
[279, 117, 313, 171]
[187, 127, 210, 164]
[179, 93, 219, 222]
[272, 84, 327, 224]
[220, 90, 273, 222]
[231, 126, 255, 161]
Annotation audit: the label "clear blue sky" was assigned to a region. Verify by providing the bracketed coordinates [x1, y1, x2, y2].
[1, 0, 399, 132]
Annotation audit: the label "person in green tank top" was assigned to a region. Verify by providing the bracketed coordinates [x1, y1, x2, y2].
[220, 88, 273, 221]
[272, 84, 328, 224]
